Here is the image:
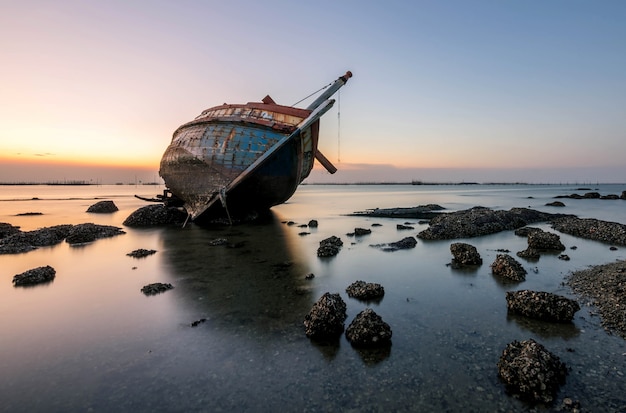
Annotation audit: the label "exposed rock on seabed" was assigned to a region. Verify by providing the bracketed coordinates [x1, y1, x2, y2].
[123, 204, 188, 227]
[370, 236, 417, 252]
[12, 265, 56, 286]
[349, 204, 445, 219]
[506, 290, 580, 322]
[346, 280, 385, 300]
[449, 242, 482, 266]
[65, 223, 125, 245]
[86, 200, 118, 213]
[345, 308, 392, 348]
[551, 216, 626, 246]
[303, 292, 347, 340]
[417, 207, 570, 240]
[497, 339, 568, 404]
[126, 249, 157, 258]
[490, 254, 527, 282]
[141, 283, 174, 296]
[567, 260, 626, 339]
[317, 236, 343, 257]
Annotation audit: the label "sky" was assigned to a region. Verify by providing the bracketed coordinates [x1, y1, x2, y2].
[1, 0, 625, 184]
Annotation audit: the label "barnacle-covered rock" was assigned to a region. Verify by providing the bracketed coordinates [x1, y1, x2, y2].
[345, 308, 392, 348]
[497, 339, 567, 404]
[506, 290, 580, 322]
[491, 254, 527, 282]
[13, 265, 56, 286]
[141, 282, 174, 296]
[126, 248, 157, 258]
[317, 236, 343, 257]
[65, 223, 125, 244]
[123, 205, 187, 227]
[551, 217, 626, 246]
[303, 292, 347, 340]
[370, 236, 417, 252]
[450, 242, 482, 266]
[346, 280, 385, 301]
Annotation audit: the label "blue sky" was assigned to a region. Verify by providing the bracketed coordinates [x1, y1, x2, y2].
[1, 0, 625, 183]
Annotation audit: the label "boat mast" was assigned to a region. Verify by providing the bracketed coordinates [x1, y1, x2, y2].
[305, 71, 352, 111]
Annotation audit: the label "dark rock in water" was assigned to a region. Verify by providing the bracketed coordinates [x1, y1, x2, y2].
[506, 290, 580, 322]
[514, 227, 543, 237]
[16, 212, 43, 216]
[123, 205, 187, 227]
[141, 282, 174, 296]
[370, 236, 417, 252]
[491, 254, 527, 282]
[528, 231, 565, 251]
[558, 254, 570, 261]
[345, 308, 392, 348]
[353, 227, 372, 236]
[317, 236, 343, 257]
[86, 200, 119, 213]
[349, 204, 445, 219]
[308, 219, 318, 228]
[126, 248, 157, 258]
[516, 248, 540, 260]
[497, 338, 567, 404]
[13, 265, 56, 286]
[26, 225, 73, 246]
[551, 216, 626, 246]
[346, 280, 385, 300]
[396, 224, 414, 230]
[304, 292, 347, 340]
[66, 223, 125, 245]
[417, 207, 570, 240]
[0, 224, 73, 254]
[622, 191, 626, 200]
[449, 242, 482, 266]
[601, 194, 620, 200]
[208, 238, 228, 246]
[545, 201, 565, 207]
[0, 222, 21, 239]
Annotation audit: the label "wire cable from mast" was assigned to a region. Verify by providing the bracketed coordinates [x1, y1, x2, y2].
[337, 89, 341, 163]
[291, 81, 333, 107]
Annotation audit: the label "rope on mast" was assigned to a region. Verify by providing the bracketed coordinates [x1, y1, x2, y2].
[291, 82, 333, 107]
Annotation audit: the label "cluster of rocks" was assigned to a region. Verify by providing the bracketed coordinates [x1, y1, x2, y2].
[416, 207, 570, 240]
[349, 204, 445, 219]
[555, 190, 626, 200]
[551, 216, 626, 246]
[516, 227, 566, 259]
[497, 339, 568, 404]
[12, 265, 56, 286]
[141, 282, 174, 296]
[304, 288, 391, 348]
[86, 200, 118, 213]
[0, 222, 125, 254]
[449, 242, 482, 266]
[345, 280, 385, 301]
[123, 204, 188, 227]
[317, 236, 343, 257]
[506, 290, 580, 322]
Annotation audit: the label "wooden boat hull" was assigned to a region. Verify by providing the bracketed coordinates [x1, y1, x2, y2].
[158, 71, 351, 222]
[159, 102, 319, 220]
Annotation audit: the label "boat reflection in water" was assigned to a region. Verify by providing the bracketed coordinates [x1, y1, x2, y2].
[159, 211, 315, 338]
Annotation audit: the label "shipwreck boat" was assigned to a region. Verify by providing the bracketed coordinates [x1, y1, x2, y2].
[158, 71, 352, 223]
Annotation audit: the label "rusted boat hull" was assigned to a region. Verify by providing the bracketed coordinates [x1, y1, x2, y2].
[158, 71, 351, 222]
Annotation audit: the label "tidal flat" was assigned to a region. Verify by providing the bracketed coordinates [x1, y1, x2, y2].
[1, 184, 625, 412]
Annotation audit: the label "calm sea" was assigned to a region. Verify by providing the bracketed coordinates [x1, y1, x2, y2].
[1, 184, 625, 412]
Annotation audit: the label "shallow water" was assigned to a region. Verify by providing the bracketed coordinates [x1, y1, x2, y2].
[1, 184, 625, 412]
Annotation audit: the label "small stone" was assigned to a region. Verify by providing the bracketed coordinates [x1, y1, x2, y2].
[86, 200, 118, 213]
[126, 248, 157, 258]
[141, 282, 174, 296]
